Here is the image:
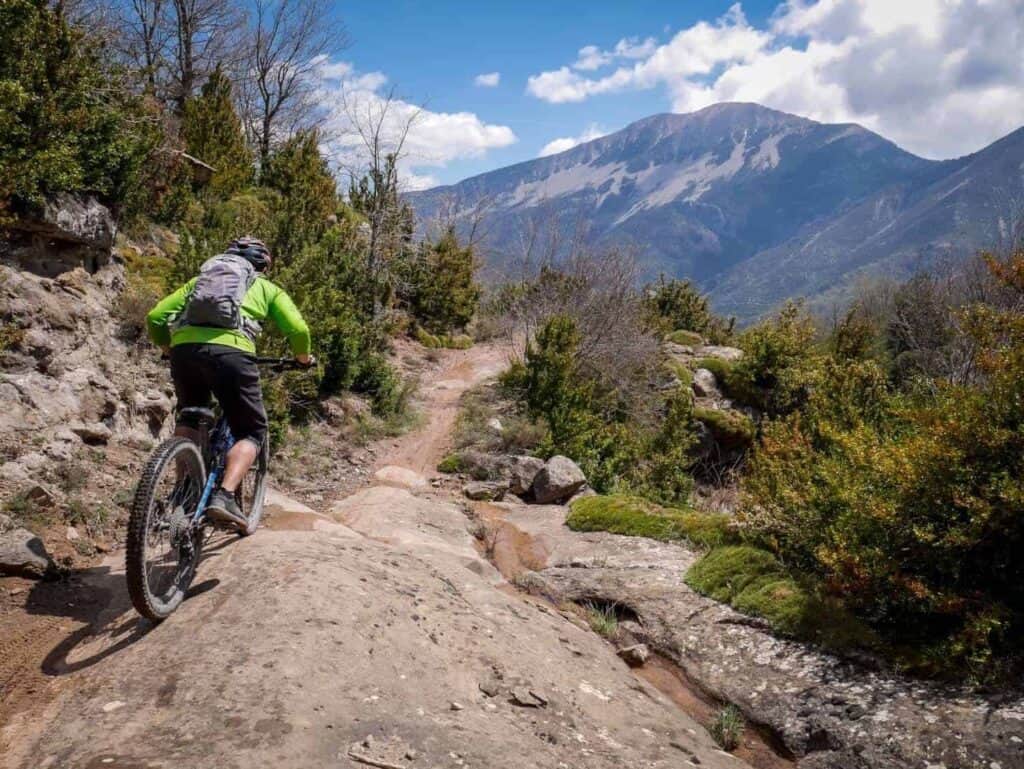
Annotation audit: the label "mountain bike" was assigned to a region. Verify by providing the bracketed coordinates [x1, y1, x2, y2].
[125, 357, 308, 621]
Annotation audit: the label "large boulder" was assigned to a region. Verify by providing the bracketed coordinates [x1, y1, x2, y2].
[531, 455, 586, 504]
[0, 526, 55, 577]
[508, 455, 545, 496]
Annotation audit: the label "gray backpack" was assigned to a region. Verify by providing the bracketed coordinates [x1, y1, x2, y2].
[178, 254, 257, 334]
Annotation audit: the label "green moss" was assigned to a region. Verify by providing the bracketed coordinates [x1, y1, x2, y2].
[693, 407, 755, 449]
[567, 495, 736, 549]
[664, 359, 694, 389]
[686, 546, 876, 650]
[667, 329, 704, 347]
[437, 453, 463, 474]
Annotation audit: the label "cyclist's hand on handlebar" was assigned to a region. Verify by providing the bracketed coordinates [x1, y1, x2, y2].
[295, 354, 316, 368]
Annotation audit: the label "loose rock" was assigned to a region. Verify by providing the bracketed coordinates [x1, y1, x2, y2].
[0, 528, 55, 577]
[531, 455, 586, 504]
[463, 481, 507, 501]
[616, 643, 650, 667]
[508, 455, 545, 496]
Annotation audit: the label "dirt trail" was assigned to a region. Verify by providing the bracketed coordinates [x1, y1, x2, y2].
[374, 344, 507, 478]
[0, 343, 752, 769]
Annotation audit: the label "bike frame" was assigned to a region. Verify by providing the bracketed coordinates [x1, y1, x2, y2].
[190, 417, 236, 525]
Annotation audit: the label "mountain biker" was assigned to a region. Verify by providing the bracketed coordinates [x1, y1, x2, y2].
[145, 237, 311, 527]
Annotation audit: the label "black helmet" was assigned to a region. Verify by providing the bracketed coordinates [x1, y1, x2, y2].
[226, 237, 272, 271]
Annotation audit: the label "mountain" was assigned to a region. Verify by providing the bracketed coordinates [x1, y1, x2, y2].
[406, 103, 1024, 320]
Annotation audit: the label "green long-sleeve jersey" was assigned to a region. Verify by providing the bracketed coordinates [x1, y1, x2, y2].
[146, 276, 311, 355]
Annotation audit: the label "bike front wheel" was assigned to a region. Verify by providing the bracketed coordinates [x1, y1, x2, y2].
[236, 438, 269, 536]
[126, 437, 206, 621]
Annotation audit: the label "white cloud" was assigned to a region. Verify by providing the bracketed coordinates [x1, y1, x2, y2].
[316, 60, 517, 189]
[527, 0, 1024, 158]
[538, 124, 608, 157]
[474, 72, 501, 87]
[572, 37, 657, 71]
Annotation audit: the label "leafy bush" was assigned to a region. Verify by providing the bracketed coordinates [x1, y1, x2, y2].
[738, 254, 1024, 679]
[567, 495, 735, 549]
[519, 315, 701, 504]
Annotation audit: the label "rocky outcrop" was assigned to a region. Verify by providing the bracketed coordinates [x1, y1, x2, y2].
[0, 228, 173, 560]
[532, 455, 586, 504]
[4, 193, 117, 277]
[485, 503, 1024, 769]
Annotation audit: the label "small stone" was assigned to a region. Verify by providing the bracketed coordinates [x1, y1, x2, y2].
[487, 417, 504, 433]
[510, 687, 546, 708]
[66, 526, 80, 542]
[479, 679, 501, 697]
[617, 643, 650, 667]
[450, 701, 464, 711]
[101, 700, 125, 713]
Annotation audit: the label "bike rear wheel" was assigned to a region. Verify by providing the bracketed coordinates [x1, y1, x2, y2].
[126, 437, 206, 621]
[236, 438, 269, 536]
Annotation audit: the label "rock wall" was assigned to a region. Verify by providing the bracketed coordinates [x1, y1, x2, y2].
[0, 196, 172, 567]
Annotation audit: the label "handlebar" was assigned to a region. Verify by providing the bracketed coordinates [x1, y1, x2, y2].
[254, 356, 316, 372]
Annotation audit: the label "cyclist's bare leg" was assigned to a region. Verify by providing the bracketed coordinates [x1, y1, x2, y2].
[220, 439, 259, 493]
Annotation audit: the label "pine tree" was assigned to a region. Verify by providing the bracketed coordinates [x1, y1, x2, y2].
[411, 227, 480, 333]
[260, 130, 338, 262]
[181, 66, 253, 198]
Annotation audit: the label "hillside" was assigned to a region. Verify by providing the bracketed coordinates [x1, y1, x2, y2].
[407, 103, 1024, 319]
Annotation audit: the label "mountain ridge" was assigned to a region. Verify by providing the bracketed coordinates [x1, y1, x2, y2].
[408, 103, 1024, 320]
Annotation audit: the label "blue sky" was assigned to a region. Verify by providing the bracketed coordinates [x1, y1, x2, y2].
[319, 1, 1024, 188]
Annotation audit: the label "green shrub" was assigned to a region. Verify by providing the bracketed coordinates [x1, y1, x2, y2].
[730, 301, 818, 417]
[645, 276, 734, 342]
[686, 546, 874, 650]
[0, 0, 158, 220]
[407, 227, 479, 334]
[437, 453, 464, 474]
[667, 329, 703, 347]
[567, 495, 735, 549]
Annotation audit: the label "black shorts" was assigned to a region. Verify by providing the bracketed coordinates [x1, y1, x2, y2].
[170, 343, 268, 447]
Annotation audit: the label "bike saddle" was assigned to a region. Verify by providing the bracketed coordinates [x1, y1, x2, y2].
[178, 406, 216, 425]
